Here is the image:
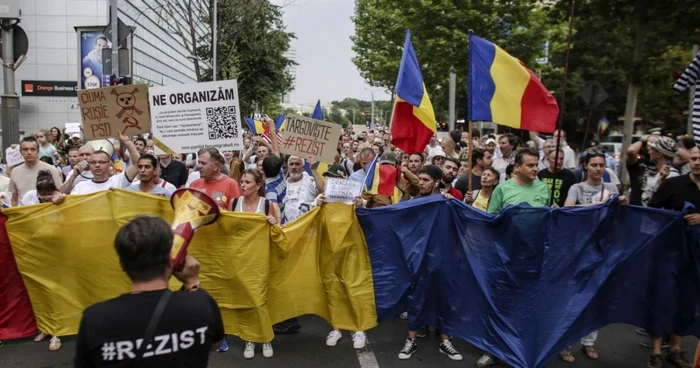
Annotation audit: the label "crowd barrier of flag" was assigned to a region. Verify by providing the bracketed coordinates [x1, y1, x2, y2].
[1, 191, 699, 368]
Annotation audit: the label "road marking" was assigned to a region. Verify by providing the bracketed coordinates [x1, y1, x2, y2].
[356, 338, 380, 368]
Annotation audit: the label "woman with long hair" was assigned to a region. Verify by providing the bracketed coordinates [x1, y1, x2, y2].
[20, 170, 64, 351]
[221, 169, 279, 359]
[49, 126, 65, 149]
[464, 168, 500, 211]
[229, 158, 246, 182]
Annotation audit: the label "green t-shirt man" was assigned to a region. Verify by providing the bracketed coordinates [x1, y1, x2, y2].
[487, 178, 551, 214]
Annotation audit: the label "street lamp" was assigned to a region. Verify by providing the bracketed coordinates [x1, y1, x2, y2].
[365, 88, 382, 127]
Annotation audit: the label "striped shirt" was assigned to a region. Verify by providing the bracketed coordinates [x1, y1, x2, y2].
[265, 171, 287, 213]
[673, 52, 700, 146]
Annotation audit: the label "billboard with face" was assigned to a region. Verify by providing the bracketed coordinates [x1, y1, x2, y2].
[77, 27, 112, 89]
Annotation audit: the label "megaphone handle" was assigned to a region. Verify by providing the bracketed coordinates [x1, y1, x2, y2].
[171, 223, 194, 271]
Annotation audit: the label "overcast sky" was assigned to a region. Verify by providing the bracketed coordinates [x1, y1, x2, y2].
[271, 0, 391, 105]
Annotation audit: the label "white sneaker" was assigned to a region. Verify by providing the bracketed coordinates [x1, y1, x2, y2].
[399, 312, 408, 320]
[243, 341, 255, 359]
[326, 330, 342, 347]
[352, 331, 366, 349]
[262, 342, 273, 358]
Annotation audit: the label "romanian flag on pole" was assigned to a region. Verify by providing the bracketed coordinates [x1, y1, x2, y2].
[390, 30, 437, 153]
[468, 34, 559, 132]
[246, 117, 283, 146]
[245, 118, 267, 135]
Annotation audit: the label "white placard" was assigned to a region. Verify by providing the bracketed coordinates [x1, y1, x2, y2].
[65, 122, 81, 134]
[149, 80, 243, 153]
[324, 178, 363, 204]
[5, 146, 24, 167]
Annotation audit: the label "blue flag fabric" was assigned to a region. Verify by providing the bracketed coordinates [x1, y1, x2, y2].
[312, 100, 323, 120]
[356, 196, 700, 368]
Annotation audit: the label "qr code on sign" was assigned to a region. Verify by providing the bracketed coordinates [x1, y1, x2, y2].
[206, 106, 239, 139]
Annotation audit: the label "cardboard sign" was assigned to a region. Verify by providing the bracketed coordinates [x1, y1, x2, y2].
[5, 146, 24, 167]
[324, 178, 363, 204]
[77, 84, 151, 141]
[281, 114, 343, 164]
[148, 80, 244, 154]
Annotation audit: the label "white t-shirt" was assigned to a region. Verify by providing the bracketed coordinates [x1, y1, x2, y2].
[185, 171, 201, 187]
[131, 179, 176, 195]
[71, 173, 133, 195]
[282, 173, 317, 223]
[64, 169, 92, 192]
[20, 190, 40, 206]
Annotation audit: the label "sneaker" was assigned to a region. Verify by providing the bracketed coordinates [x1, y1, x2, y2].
[648, 354, 663, 368]
[217, 337, 229, 352]
[416, 325, 429, 338]
[352, 331, 366, 349]
[262, 343, 273, 358]
[399, 312, 408, 320]
[398, 338, 417, 360]
[439, 339, 463, 361]
[637, 328, 650, 336]
[48, 337, 62, 352]
[665, 350, 692, 368]
[34, 332, 48, 342]
[326, 330, 342, 347]
[243, 341, 255, 359]
[476, 353, 497, 368]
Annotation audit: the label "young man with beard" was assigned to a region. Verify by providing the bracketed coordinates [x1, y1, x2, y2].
[455, 148, 493, 195]
[407, 153, 424, 176]
[71, 134, 140, 195]
[282, 156, 323, 224]
[398, 164, 462, 361]
[126, 154, 173, 198]
[439, 157, 463, 200]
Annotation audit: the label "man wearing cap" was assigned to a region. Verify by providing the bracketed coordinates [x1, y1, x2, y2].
[483, 137, 497, 155]
[430, 150, 447, 166]
[65, 133, 82, 151]
[362, 152, 419, 208]
[626, 135, 680, 207]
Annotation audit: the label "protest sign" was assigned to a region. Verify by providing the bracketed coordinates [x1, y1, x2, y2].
[5, 146, 24, 167]
[149, 80, 243, 154]
[324, 178, 363, 204]
[65, 122, 81, 134]
[281, 114, 343, 163]
[77, 84, 151, 141]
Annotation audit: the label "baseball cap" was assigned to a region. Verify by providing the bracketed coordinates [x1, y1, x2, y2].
[322, 164, 347, 179]
[485, 138, 497, 145]
[648, 127, 663, 136]
[71, 133, 81, 139]
[379, 152, 397, 165]
[586, 139, 600, 148]
[649, 136, 679, 158]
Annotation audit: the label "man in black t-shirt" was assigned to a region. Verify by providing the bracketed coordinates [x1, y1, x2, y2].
[537, 149, 576, 207]
[75, 216, 224, 367]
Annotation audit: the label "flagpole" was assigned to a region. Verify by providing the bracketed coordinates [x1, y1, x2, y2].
[551, 0, 576, 207]
[467, 121, 474, 195]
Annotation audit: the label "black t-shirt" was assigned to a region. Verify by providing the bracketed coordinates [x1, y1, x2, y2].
[161, 160, 189, 188]
[75, 289, 224, 368]
[649, 174, 700, 212]
[537, 168, 576, 207]
[454, 172, 482, 196]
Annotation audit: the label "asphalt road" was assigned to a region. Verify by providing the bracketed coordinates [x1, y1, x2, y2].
[2, 315, 697, 367]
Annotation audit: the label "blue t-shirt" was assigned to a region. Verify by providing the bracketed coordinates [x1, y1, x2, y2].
[126, 183, 172, 198]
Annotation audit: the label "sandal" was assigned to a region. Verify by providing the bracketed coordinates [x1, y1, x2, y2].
[559, 349, 575, 363]
[49, 336, 62, 351]
[34, 332, 48, 342]
[582, 345, 599, 359]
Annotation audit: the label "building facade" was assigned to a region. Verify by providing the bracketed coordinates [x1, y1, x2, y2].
[1, 0, 206, 134]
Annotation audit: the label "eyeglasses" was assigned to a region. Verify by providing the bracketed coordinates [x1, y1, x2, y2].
[89, 160, 110, 165]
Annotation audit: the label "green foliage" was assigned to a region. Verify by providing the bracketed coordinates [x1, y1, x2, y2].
[196, 0, 296, 116]
[352, 0, 556, 122]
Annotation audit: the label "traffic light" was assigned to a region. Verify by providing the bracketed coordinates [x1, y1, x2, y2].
[109, 74, 132, 86]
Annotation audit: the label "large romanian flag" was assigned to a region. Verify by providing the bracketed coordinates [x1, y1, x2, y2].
[468, 34, 559, 132]
[390, 30, 437, 154]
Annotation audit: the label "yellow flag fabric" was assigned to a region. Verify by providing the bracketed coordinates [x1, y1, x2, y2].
[6, 189, 377, 342]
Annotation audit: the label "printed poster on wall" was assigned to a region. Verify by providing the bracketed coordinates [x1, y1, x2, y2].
[281, 114, 343, 164]
[77, 27, 112, 89]
[77, 84, 151, 140]
[149, 80, 244, 153]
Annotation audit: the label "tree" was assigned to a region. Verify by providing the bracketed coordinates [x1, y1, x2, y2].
[352, 0, 558, 122]
[195, 0, 296, 116]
